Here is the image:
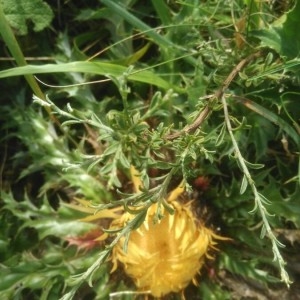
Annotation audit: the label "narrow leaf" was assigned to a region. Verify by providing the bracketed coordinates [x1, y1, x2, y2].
[240, 174, 248, 194]
[260, 224, 267, 239]
[0, 61, 178, 91]
[215, 123, 226, 146]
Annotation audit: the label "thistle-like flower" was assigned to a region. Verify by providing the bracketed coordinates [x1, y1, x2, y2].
[67, 166, 228, 298]
[110, 166, 227, 297]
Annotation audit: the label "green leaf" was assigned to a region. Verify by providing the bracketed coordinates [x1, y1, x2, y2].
[101, 0, 173, 49]
[260, 224, 267, 239]
[238, 98, 300, 147]
[0, 61, 180, 91]
[0, 272, 24, 291]
[1, 0, 54, 35]
[114, 42, 151, 65]
[249, 58, 300, 80]
[244, 159, 264, 169]
[26, 219, 97, 240]
[199, 282, 231, 300]
[1, 192, 97, 240]
[151, 0, 172, 25]
[266, 183, 300, 227]
[219, 252, 278, 285]
[240, 174, 248, 194]
[215, 123, 226, 147]
[251, 1, 300, 59]
[100, 0, 197, 67]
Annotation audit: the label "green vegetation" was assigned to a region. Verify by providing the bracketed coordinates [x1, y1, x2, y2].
[0, 0, 299, 299]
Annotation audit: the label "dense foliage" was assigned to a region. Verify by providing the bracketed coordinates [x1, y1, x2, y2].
[0, 0, 299, 299]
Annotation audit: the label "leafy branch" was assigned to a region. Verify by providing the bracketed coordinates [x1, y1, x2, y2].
[60, 203, 151, 300]
[166, 51, 263, 140]
[221, 94, 291, 287]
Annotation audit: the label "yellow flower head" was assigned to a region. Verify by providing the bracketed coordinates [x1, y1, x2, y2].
[67, 166, 228, 298]
[110, 166, 227, 298]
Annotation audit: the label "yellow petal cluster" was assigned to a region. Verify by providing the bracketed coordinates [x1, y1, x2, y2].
[111, 199, 223, 297]
[68, 166, 227, 298]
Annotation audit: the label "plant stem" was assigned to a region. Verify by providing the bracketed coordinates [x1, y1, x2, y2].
[221, 94, 291, 287]
[166, 51, 263, 140]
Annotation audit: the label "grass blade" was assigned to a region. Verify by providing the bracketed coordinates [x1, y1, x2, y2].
[0, 3, 44, 99]
[0, 61, 181, 91]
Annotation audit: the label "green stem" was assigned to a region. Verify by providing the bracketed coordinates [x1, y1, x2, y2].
[222, 94, 291, 287]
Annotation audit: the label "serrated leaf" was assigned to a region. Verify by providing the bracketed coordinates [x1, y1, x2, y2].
[26, 219, 97, 240]
[219, 252, 278, 285]
[1, 0, 54, 35]
[2, 192, 98, 239]
[251, 1, 300, 60]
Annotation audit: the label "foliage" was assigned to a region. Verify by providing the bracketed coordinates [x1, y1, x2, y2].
[0, 0, 299, 299]
[0, 0, 54, 35]
[252, 0, 300, 60]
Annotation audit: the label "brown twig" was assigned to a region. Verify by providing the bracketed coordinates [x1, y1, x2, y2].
[165, 51, 263, 140]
